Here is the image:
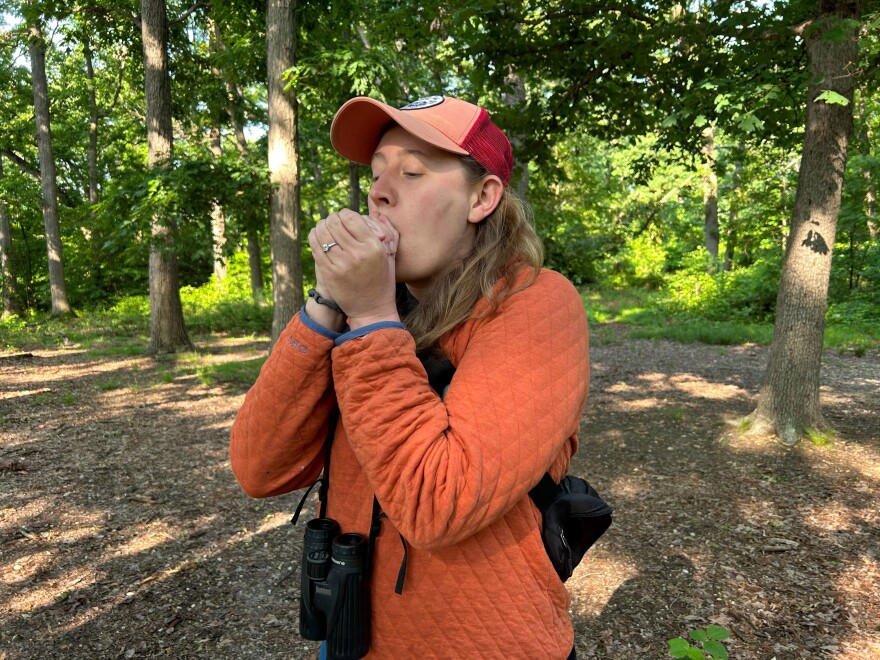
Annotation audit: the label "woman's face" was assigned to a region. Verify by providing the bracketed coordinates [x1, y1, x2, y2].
[367, 126, 485, 298]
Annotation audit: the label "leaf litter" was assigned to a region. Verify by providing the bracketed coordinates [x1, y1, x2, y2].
[0, 335, 877, 658]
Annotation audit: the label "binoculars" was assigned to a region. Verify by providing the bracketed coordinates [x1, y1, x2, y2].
[299, 518, 371, 660]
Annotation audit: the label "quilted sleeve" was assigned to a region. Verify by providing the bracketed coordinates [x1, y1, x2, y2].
[331, 270, 589, 549]
[229, 312, 338, 498]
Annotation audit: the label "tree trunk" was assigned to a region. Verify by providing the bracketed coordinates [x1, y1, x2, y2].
[724, 150, 744, 271]
[859, 99, 878, 239]
[28, 18, 72, 316]
[0, 156, 20, 317]
[503, 67, 529, 197]
[747, 1, 860, 445]
[701, 125, 720, 264]
[209, 126, 227, 281]
[348, 162, 360, 212]
[141, 0, 193, 353]
[83, 34, 99, 207]
[216, 44, 264, 297]
[267, 0, 303, 346]
[247, 227, 264, 303]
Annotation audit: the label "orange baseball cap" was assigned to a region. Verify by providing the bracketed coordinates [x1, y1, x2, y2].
[330, 95, 514, 185]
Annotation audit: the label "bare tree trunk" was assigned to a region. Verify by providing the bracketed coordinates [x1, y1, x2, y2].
[724, 148, 744, 271]
[503, 67, 529, 197]
[209, 126, 228, 282]
[216, 44, 264, 301]
[206, 19, 227, 282]
[859, 98, 878, 239]
[747, 1, 860, 445]
[227, 84, 249, 156]
[701, 125, 720, 264]
[246, 227, 264, 303]
[231, 113, 265, 303]
[348, 162, 360, 212]
[28, 16, 71, 316]
[267, 0, 303, 346]
[0, 156, 20, 317]
[141, 0, 193, 353]
[83, 34, 99, 207]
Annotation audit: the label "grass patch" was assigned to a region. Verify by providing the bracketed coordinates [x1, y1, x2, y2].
[86, 342, 148, 358]
[825, 324, 879, 353]
[196, 357, 267, 387]
[97, 379, 123, 391]
[580, 287, 661, 325]
[580, 287, 879, 350]
[805, 427, 835, 446]
[629, 320, 774, 346]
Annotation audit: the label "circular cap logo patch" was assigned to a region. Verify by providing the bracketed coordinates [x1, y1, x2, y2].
[400, 96, 445, 111]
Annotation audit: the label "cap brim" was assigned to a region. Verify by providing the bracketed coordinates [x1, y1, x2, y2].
[330, 97, 469, 166]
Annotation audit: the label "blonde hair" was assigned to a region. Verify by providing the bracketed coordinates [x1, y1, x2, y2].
[402, 158, 544, 352]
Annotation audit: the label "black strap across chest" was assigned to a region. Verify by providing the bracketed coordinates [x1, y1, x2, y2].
[294, 287, 561, 594]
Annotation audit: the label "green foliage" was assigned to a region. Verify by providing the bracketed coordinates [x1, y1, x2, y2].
[179, 253, 272, 334]
[815, 90, 850, 106]
[0, 254, 270, 351]
[805, 428, 835, 447]
[668, 625, 731, 659]
[659, 251, 782, 323]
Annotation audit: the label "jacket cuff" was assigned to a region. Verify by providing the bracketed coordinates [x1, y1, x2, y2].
[299, 305, 343, 340]
[335, 321, 406, 345]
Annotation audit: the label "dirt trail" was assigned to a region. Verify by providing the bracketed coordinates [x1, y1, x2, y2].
[1, 336, 878, 659]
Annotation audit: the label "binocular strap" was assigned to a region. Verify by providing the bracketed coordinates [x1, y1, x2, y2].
[370, 497, 408, 595]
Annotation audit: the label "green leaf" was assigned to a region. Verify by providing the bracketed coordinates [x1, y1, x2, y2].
[668, 638, 691, 657]
[693, 115, 707, 128]
[814, 90, 850, 106]
[689, 629, 709, 642]
[737, 114, 764, 133]
[706, 625, 730, 641]
[686, 648, 706, 660]
[703, 640, 729, 659]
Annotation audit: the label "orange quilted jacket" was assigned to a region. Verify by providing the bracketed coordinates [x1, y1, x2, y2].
[230, 269, 590, 659]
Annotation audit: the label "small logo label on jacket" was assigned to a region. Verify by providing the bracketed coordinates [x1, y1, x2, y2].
[287, 336, 308, 353]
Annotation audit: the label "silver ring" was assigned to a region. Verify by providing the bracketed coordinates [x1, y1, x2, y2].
[321, 242, 338, 253]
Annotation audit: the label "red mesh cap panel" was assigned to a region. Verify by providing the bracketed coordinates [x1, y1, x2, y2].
[460, 109, 514, 185]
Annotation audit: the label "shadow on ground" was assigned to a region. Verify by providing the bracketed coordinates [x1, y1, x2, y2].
[1, 336, 877, 659]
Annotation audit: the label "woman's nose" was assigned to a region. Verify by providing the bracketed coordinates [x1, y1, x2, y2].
[368, 172, 395, 207]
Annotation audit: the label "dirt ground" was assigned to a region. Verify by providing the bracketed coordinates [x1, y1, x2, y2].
[1, 331, 878, 659]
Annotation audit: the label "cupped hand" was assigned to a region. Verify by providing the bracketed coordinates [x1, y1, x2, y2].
[308, 209, 400, 329]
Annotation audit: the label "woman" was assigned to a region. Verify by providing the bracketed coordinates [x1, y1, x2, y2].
[230, 95, 589, 659]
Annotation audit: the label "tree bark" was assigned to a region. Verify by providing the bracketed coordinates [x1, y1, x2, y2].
[503, 67, 529, 197]
[83, 33, 100, 207]
[267, 0, 303, 346]
[701, 125, 720, 263]
[207, 21, 228, 282]
[348, 162, 360, 212]
[724, 148, 744, 271]
[0, 156, 20, 317]
[141, 0, 193, 353]
[28, 17, 72, 316]
[213, 30, 264, 300]
[747, 0, 861, 445]
[247, 227, 264, 303]
[209, 126, 228, 281]
[858, 98, 878, 239]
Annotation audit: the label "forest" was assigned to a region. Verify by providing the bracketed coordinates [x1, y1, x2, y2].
[1, 1, 879, 658]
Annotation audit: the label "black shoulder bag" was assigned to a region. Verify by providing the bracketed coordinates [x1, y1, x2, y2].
[421, 351, 613, 583]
